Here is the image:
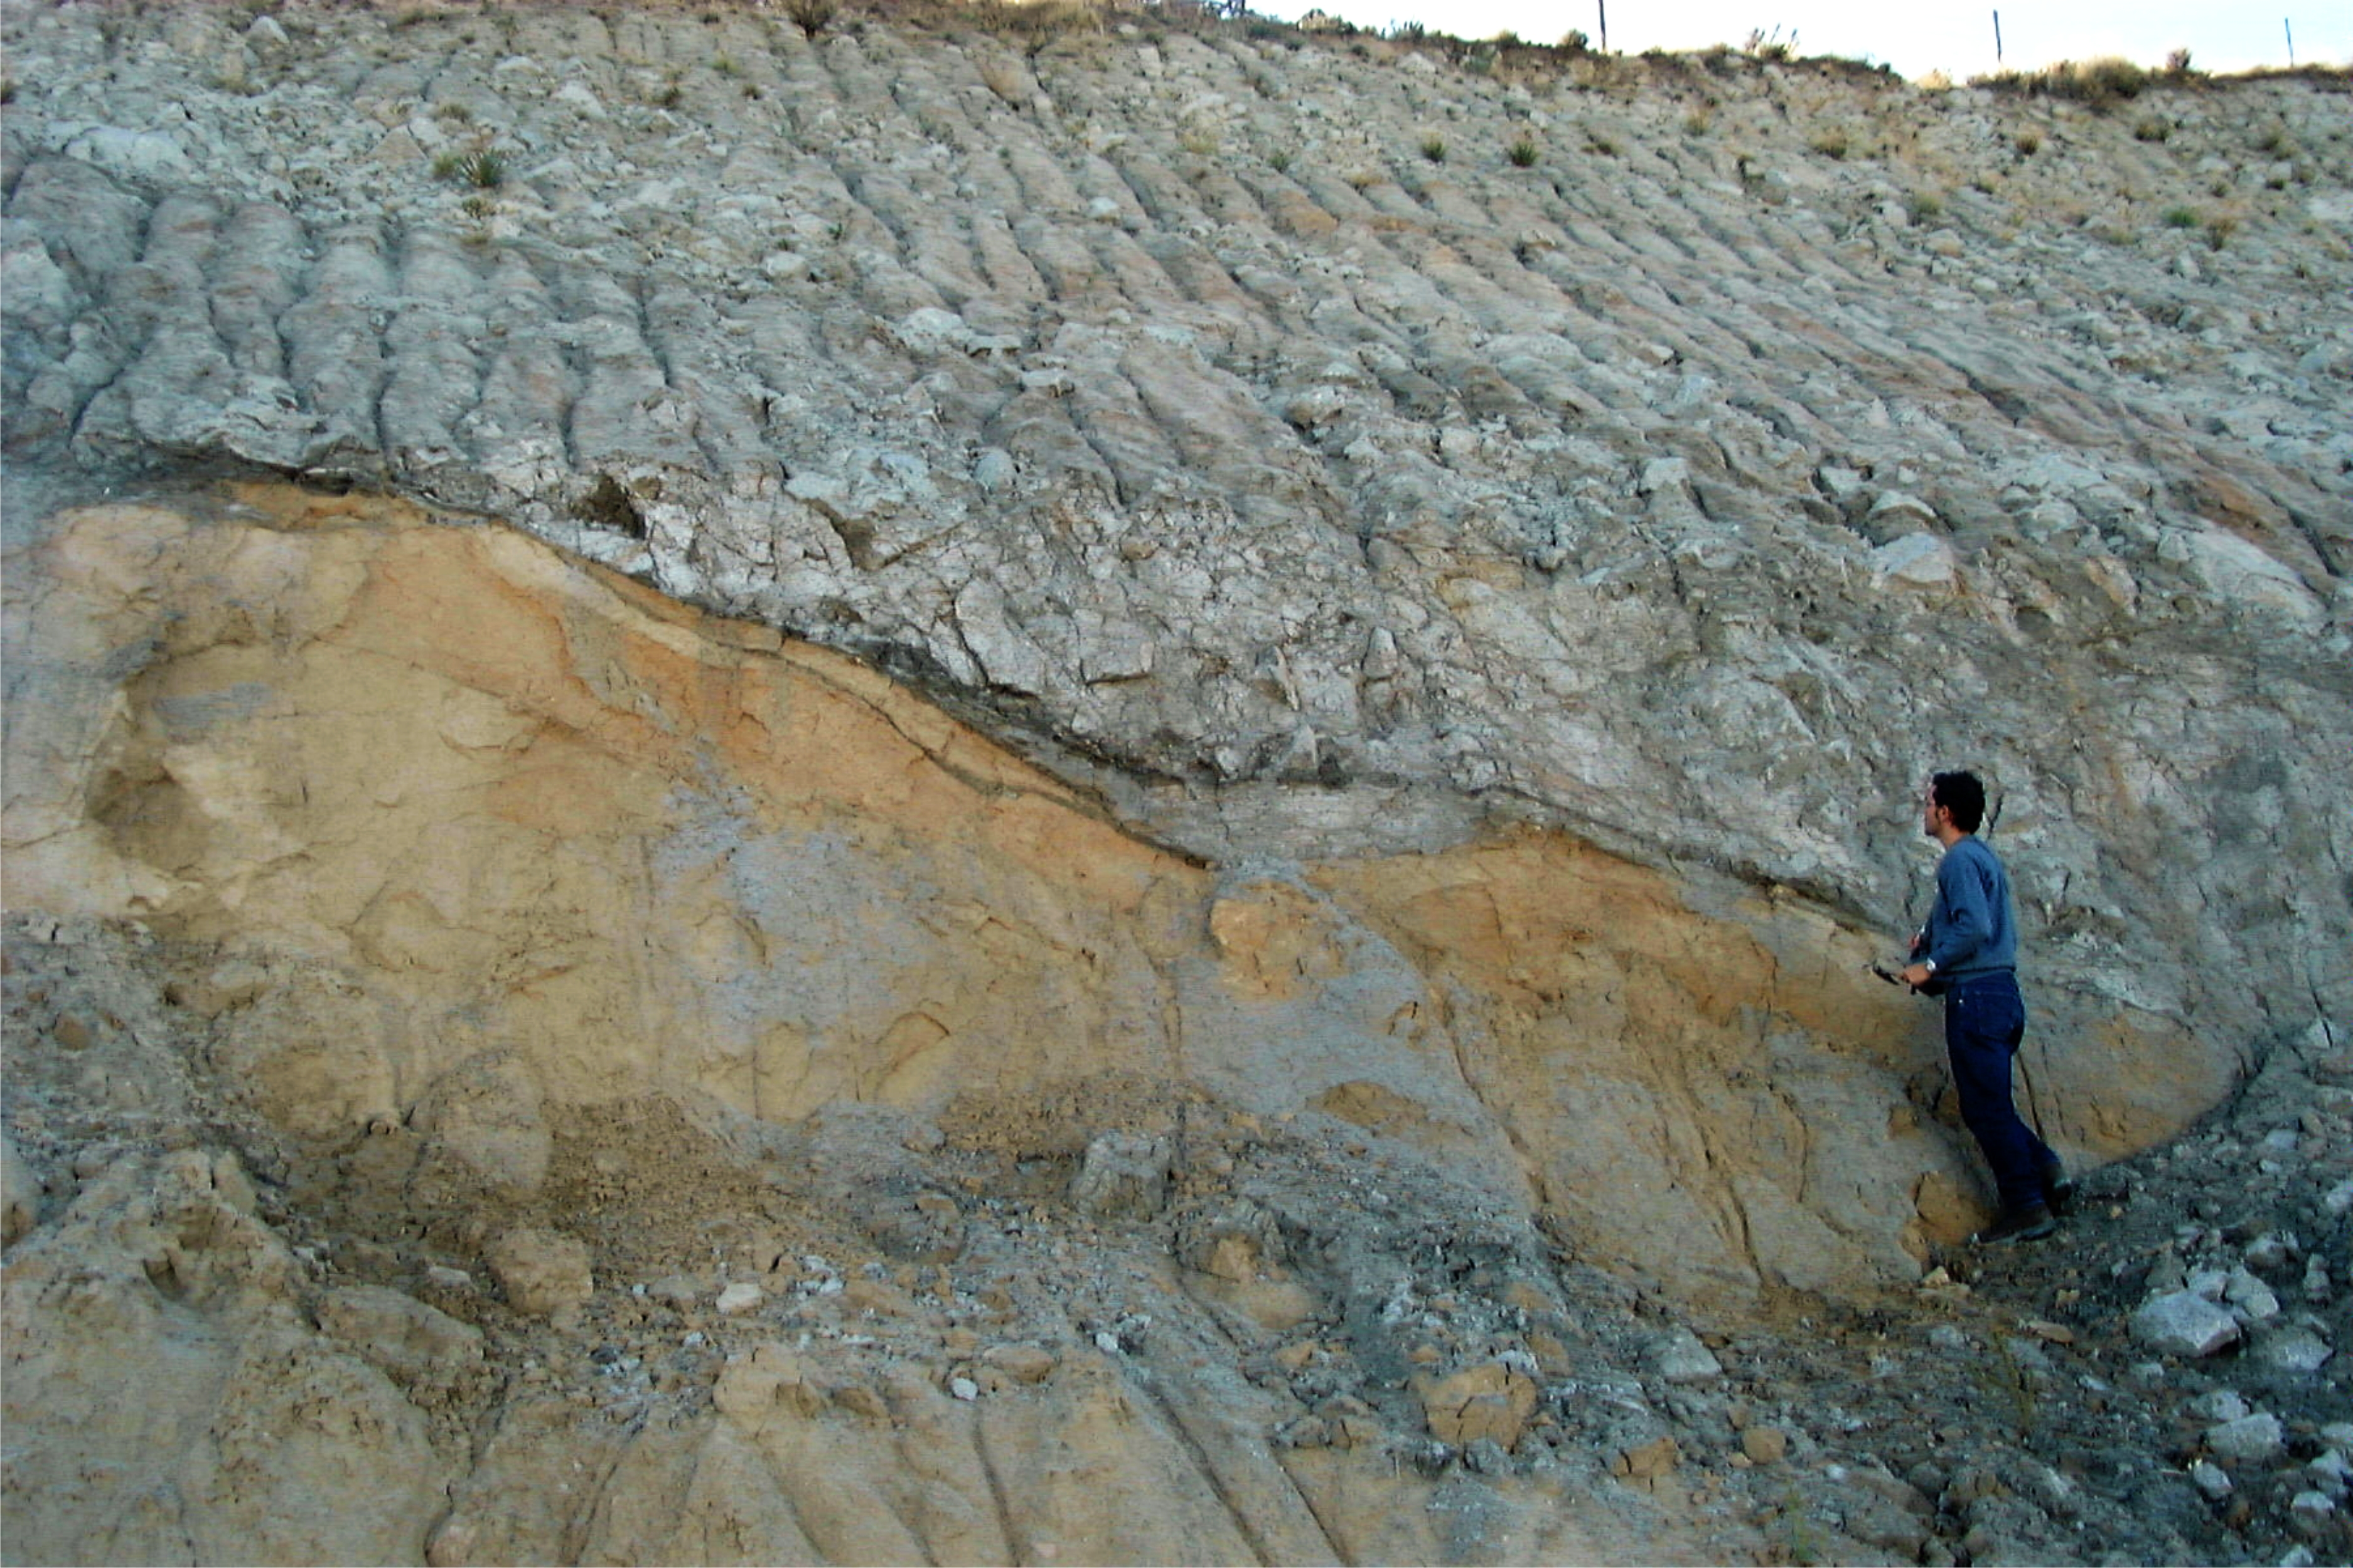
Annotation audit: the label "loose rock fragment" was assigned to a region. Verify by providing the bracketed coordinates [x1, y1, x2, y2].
[485, 1227, 593, 1319]
[1414, 1361, 1539, 1449]
[1069, 1133, 1172, 1218]
[2132, 1291, 2242, 1357]
[1645, 1326, 1723, 1382]
[1615, 1435, 1681, 1481]
[2206, 1412, 2286, 1465]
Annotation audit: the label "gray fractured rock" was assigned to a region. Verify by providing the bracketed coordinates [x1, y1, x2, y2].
[0, 2, 2349, 1258]
[2254, 1325, 2337, 1375]
[1644, 1327, 1724, 1384]
[2205, 1412, 2286, 1466]
[2131, 1291, 2241, 1358]
[1069, 1133, 1172, 1219]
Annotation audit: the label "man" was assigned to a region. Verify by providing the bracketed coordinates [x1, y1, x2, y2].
[1902, 770, 2069, 1245]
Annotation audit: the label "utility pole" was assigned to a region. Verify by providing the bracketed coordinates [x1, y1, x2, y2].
[2285, 17, 2295, 65]
[1991, 9, 2003, 65]
[1597, 0, 1608, 54]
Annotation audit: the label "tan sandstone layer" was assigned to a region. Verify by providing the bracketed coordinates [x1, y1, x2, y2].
[18, 481, 2202, 1298]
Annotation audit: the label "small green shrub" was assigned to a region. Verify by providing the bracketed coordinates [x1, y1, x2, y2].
[1742, 26, 1796, 63]
[2054, 56, 2147, 107]
[1420, 134, 1447, 163]
[1559, 28, 1589, 52]
[2160, 205, 2200, 228]
[968, 0, 1098, 46]
[1683, 108, 1713, 136]
[432, 148, 504, 189]
[712, 54, 737, 76]
[1973, 55, 2147, 108]
[1809, 129, 1848, 159]
[1587, 132, 1620, 157]
[2133, 116, 2170, 142]
[785, 0, 837, 39]
[1907, 191, 1943, 221]
[1507, 135, 1538, 166]
[1267, 149, 1291, 173]
[2013, 130, 2040, 156]
[2206, 214, 2238, 250]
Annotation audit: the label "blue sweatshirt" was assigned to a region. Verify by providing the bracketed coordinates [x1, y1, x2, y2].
[1923, 835, 2017, 981]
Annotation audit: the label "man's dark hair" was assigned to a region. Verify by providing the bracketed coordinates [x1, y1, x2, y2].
[1931, 770, 1986, 833]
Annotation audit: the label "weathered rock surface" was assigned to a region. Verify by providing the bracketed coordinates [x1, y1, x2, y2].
[2132, 1288, 2243, 1357]
[4, 487, 1988, 1299]
[3, 3, 2344, 1117]
[3, 2, 2350, 1563]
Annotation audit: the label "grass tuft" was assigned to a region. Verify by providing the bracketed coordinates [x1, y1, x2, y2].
[785, 0, 837, 40]
[1976, 56, 2148, 109]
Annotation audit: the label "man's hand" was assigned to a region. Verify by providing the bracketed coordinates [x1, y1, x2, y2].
[1899, 963, 1932, 988]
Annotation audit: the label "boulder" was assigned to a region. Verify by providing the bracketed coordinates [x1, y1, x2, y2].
[2132, 1291, 2241, 1357]
[1413, 1362, 1539, 1449]
[485, 1228, 592, 1320]
[2206, 1412, 2286, 1465]
[1069, 1133, 1172, 1219]
[1644, 1326, 1724, 1383]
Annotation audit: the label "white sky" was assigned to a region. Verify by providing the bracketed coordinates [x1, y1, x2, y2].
[1248, 0, 2349, 83]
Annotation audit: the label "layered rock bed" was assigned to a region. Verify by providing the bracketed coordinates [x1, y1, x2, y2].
[3, 1, 2350, 1562]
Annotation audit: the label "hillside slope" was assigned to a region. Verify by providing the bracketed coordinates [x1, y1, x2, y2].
[2, 3, 2349, 1562]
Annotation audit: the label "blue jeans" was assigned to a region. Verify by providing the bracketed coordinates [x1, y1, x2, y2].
[1944, 973, 2054, 1213]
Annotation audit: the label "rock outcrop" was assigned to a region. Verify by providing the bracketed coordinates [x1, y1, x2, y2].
[3, 1, 2349, 1562]
[6, 485, 1989, 1299]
